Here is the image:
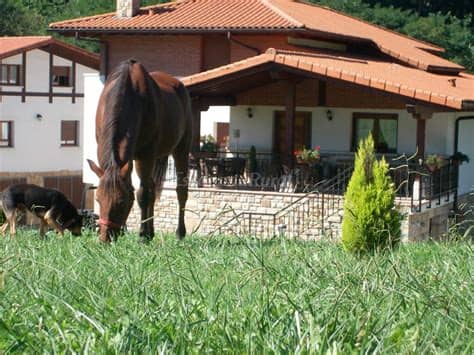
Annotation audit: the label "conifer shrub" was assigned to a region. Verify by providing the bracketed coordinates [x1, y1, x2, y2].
[341, 134, 402, 253]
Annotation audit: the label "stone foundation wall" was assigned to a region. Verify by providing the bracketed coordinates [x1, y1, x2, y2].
[400, 203, 454, 242]
[125, 187, 455, 242]
[127, 187, 309, 236]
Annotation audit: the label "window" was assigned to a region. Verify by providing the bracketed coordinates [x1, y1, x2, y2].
[52, 66, 71, 87]
[352, 113, 398, 153]
[0, 121, 13, 147]
[0, 64, 22, 85]
[61, 120, 79, 146]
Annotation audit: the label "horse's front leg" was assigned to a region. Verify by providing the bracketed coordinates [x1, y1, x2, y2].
[135, 160, 156, 242]
[173, 151, 189, 240]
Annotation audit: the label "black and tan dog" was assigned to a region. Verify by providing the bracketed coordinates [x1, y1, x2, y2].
[0, 184, 82, 237]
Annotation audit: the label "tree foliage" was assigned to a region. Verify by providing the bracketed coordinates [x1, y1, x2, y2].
[341, 135, 402, 254]
[312, 0, 473, 71]
[0, 0, 44, 36]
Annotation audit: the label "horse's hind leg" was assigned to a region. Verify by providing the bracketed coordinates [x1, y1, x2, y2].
[173, 150, 189, 240]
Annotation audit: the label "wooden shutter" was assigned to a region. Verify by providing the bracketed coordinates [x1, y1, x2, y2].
[61, 120, 78, 146]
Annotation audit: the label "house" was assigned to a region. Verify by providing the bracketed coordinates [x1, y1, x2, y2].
[50, 0, 474, 240]
[0, 36, 99, 207]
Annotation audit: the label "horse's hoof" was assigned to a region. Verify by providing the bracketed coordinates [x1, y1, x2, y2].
[176, 229, 186, 240]
[139, 235, 153, 244]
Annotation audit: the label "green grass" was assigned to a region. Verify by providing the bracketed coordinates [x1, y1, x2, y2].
[0, 230, 473, 353]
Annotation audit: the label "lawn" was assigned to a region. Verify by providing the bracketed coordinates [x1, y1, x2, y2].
[0, 230, 472, 353]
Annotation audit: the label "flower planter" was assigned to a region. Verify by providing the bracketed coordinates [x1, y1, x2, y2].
[296, 158, 320, 165]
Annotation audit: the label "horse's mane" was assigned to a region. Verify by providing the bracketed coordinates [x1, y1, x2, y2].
[99, 59, 142, 199]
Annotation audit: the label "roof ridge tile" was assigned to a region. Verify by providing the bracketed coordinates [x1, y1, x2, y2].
[260, 0, 304, 28]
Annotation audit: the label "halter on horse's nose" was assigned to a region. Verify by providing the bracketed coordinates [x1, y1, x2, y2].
[98, 218, 123, 242]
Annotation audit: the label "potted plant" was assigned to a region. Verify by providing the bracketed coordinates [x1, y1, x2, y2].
[200, 134, 218, 157]
[294, 146, 321, 165]
[449, 151, 469, 166]
[424, 154, 445, 172]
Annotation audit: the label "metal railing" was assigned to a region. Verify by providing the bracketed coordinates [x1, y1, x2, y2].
[165, 152, 459, 213]
[211, 157, 459, 238]
[214, 166, 353, 239]
[410, 161, 458, 212]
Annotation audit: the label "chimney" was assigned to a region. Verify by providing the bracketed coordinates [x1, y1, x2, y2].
[117, 0, 140, 18]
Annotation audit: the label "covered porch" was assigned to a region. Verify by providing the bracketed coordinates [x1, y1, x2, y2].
[180, 48, 472, 211]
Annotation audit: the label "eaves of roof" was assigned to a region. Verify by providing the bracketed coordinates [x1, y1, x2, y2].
[0, 36, 100, 70]
[182, 48, 474, 111]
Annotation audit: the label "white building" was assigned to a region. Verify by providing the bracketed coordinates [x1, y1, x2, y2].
[0, 36, 99, 207]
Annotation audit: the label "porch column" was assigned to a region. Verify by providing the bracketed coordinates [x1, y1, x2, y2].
[191, 102, 204, 154]
[416, 118, 426, 158]
[285, 80, 296, 168]
[406, 104, 434, 158]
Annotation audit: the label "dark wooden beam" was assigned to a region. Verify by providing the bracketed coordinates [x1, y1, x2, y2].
[0, 91, 84, 98]
[191, 95, 236, 108]
[48, 51, 53, 103]
[71, 61, 76, 103]
[285, 80, 296, 168]
[21, 52, 26, 103]
[407, 104, 435, 158]
[100, 41, 108, 78]
[269, 69, 302, 81]
[416, 118, 426, 158]
[318, 80, 326, 106]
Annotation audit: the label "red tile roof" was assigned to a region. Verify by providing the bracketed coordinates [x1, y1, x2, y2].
[182, 48, 474, 110]
[0, 36, 100, 69]
[49, 0, 464, 73]
[0, 36, 52, 59]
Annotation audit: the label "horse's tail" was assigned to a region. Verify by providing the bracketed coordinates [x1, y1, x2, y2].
[153, 157, 169, 200]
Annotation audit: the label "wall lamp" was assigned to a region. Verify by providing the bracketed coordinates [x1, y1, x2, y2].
[35, 113, 43, 120]
[326, 109, 333, 121]
[247, 107, 254, 119]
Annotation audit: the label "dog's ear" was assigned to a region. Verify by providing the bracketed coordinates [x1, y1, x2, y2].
[87, 159, 104, 178]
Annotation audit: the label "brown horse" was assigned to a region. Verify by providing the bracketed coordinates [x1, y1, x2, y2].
[87, 59, 192, 243]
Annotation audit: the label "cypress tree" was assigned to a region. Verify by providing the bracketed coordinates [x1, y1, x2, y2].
[341, 134, 402, 253]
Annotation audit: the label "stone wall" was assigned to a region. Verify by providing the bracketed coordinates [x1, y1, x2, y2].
[126, 187, 455, 242]
[400, 203, 454, 242]
[127, 187, 307, 236]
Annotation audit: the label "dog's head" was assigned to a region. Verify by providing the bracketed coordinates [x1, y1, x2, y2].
[66, 214, 83, 236]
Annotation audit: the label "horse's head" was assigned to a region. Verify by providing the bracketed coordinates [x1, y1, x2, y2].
[87, 159, 135, 242]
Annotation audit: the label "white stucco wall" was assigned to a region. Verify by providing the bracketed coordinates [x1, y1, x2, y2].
[0, 49, 97, 173]
[200, 106, 230, 137]
[82, 74, 103, 185]
[456, 115, 474, 195]
[229, 105, 457, 156]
